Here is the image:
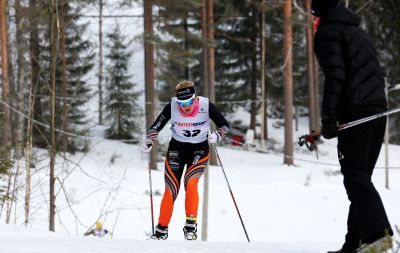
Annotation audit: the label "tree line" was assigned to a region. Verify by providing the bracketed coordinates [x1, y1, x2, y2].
[0, 0, 141, 230]
[145, 0, 400, 167]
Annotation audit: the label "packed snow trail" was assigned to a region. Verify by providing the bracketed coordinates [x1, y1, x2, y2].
[0, 223, 339, 253]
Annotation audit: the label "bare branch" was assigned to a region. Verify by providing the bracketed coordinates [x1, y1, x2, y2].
[356, 0, 373, 14]
[293, 0, 307, 16]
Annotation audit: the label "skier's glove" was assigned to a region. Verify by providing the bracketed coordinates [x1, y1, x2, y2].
[142, 130, 158, 153]
[208, 127, 229, 144]
[207, 131, 221, 144]
[142, 138, 153, 153]
[321, 117, 338, 139]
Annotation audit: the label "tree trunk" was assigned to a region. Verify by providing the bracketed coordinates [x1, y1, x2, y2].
[314, 56, 320, 126]
[25, 0, 39, 226]
[200, 0, 208, 242]
[4, 164, 13, 224]
[144, 0, 157, 170]
[249, 7, 257, 133]
[206, 0, 217, 168]
[184, 18, 190, 79]
[0, 0, 10, 160]
[7, 6, 16, 159]
[8, 163, 20, 224]
[98, 0, 104, 125]
[260, 0, 268, 145]
[201, 0, 208, 98]
[283, 0, 294, 166]
[48, 0, 58, 232]
[306, 0, 317, 132]
[14, 0, 25, 159]
[24, 86, 33, 226]
[207, 0, 215, 104]
[12, 164, 20, 224]
[201, 0, 216, 239]
[250, 44, 257, 133]
[31, 0, 43, 148]
[61, 0, 68, 152]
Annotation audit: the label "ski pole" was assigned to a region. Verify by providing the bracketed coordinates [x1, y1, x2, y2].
[212, 144, 251, 243]
[338, 107, 400, 130]
[147, 153, 155, 235]
[299, 107, 400, 151]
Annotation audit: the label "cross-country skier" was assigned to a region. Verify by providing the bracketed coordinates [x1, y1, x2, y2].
[84, 221, 113, 238]
[312, 0, 393, 252]
[142, 80, 229, 240]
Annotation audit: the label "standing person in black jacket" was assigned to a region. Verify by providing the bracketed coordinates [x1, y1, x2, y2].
[312, 0, 393, 252]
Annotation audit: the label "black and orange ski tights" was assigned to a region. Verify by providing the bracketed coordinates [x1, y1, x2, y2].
[158, 138, 210, 227]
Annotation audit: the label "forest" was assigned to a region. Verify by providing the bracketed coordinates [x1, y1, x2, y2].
[0, 0, 400, 231]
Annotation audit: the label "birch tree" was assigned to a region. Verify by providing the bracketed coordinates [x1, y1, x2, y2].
[48, 0, 58, 232]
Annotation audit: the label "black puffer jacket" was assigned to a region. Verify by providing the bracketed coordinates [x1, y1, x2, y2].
[314, 6, 387, 118]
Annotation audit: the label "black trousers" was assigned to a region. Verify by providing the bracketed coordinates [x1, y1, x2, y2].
[338, 106, 393, 250]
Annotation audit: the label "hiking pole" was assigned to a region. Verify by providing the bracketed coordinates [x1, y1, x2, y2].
[147, 153, 155, 235]
[212, 144, 251, 243]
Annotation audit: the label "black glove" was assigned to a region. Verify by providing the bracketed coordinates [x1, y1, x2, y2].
[321, 117, 338, 139]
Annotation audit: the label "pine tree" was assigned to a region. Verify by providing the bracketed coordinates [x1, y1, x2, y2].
[105, 26, 141, 143]
[356, 0, 400, 143]
[34, 2, 94, 153]
[214, 0, 260, 119]
[154, 0, 203, 101]
[214, 1, 298, 126]
[60, 10, 94, 152]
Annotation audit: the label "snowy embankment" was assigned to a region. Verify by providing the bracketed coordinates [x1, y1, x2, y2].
[1, 118, 399, 252]
[0, 222, 338, 253]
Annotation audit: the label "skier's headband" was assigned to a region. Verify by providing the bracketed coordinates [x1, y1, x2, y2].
[176, 86, 196, 101]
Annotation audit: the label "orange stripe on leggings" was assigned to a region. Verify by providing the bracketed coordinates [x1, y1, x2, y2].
[187, 152, 210, 173]
[184, 165, 206, 187]
[165, 157, 180, 189]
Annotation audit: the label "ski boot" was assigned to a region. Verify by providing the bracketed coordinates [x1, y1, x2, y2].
[151, 225, 168, 240]
[327, 245, 357, 253]
[327, 239, 360, 253]
[356, 236, 392, 253]
[183, 217, 197, 240]
[327, 249, 355, 253]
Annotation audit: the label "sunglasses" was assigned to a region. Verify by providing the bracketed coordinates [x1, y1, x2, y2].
[177, 95, 195, 107]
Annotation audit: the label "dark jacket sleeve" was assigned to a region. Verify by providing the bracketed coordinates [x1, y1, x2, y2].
[148, 103, 171, 133]
[209, 102, 229, 130]
[314, 27, 346, 118]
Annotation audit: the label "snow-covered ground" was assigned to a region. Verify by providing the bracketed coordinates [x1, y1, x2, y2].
[2, 3, 400, 252]
[1, 117, 399, 253]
